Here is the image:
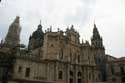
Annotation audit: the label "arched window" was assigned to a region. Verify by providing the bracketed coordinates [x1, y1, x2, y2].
[58, 71, 63, 79]
[77, 72, 82, 77]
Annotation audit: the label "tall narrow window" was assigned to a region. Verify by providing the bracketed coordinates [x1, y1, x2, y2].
[60, 48, 63, 59]
[69, 78, 73, 83]
[58, 71, 63, 79]
[77, 79, 81, 83]
[111, 66, 114, 75]
[25, 67, 30, 77]
[120, 66, 124, 73]
[77, 72, 82, 77]
[18, 66, 22, 73]
[78, 55, 80, 63]
[70, 71, 73, 76]
[70, 53, 72, 62]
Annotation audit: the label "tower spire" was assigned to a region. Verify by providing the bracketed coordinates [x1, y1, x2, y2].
[38, 20, 42, 30]
[91, 23, 103, 48]
[93, 23, 100, 37]
[40, 20, 41, 25]
[4, 16, 21, 48]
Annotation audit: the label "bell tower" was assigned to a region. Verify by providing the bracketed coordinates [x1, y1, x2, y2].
[4, 16, 21, 48]
[91, 24, 104, 48]
[91, 23, 107, 81]
[28, 20, 44, 50]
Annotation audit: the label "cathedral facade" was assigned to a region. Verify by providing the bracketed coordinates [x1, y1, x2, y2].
[0, 16, 107, 83]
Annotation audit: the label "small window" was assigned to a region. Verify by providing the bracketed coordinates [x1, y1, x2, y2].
[18, 66, 22, 73]
[25, 67, 30, 77]
[58, 71, 63, 79]
[51, 44, 53, 47]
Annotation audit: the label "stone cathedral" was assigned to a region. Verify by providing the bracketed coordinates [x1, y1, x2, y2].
[0, 16, 108, 83]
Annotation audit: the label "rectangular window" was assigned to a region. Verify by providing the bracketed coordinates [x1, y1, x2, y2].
[120, 66, 124, 74]
[58, 71, 63, 79]
[78, 79, 81, 83]
[18, 66, 22, 73]
[25, 67, 30, 77]
[69, 78, 73, 83]
[78, 55, 80, 63]
[111, 66, 114, 74]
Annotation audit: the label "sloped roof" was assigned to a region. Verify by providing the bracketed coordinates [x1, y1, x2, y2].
[108, 57, 125, 63]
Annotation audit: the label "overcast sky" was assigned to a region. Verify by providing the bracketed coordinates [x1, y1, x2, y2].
[0, 0, 125, 58]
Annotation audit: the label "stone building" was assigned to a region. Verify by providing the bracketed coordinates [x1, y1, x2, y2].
[0, 16, 108, 83]
[107, 57, 125, 83]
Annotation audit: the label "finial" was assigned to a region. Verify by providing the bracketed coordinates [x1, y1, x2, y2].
[66, 26, 69, 31]
[0, 39, 4, 47]
[71, 24, 74, 28]
[58, 28, 60, 32]
[82, 39, 84, 44]
[93, 19, 97, 28]
[71, 25, 74, 31]
[85, 40, 89, 45]
[94, 19, 95, 24]
[50, 25, 52, 32]
[14, 16, 20, 23]
[40, 20, 41, 25]
[47, 28, 49, 32]
[67, 26, 69, 28]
